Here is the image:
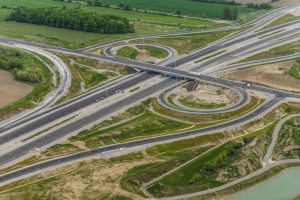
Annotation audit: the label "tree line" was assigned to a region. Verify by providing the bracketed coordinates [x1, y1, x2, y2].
[5, 7, 135, 34]
[247, 3, 273, 9]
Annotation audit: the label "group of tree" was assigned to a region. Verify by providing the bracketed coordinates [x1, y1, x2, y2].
[247, 3, 273, 9]
[223, 6, 238, 20]
[5, 7, 135, 34]
[117, 3, 131, 10]
[189, 0, 241, 6]
[14, 70, 43, 83]
[0, 56, 42, 83]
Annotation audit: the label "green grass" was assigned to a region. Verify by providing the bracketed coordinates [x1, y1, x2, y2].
[117, 45, 169, 60]
[152, 96, 262, 124]
[0, 46, 52, 121]
[98, 0, 258, 19]
[148, 142, 242, 195]
[274, 117, 300, 159]
[117, 46, 139, 60]
[73, 63, 112, 89]
[262, 14, 300, 30]
[0, 0, 224, 48]
[289, 64, 300, 80]
[239, 41, 300, 62]
[138, 45, 168, 59]
[132, 30, 236, 54]
[70, 110, 191, 148]
[147, 121, 276, 197]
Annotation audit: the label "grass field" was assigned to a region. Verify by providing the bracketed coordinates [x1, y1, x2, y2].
[97, 0, 258, 19]
[132, 30, 235, 54]
[262, 14, 300, 30]
[70, 110, 191, 148]
[239, 40, 300, 62]
[147, 122, 275, 197]
[117, 46, 139, 60]
[152, 96, 261, 124]
[0, 0, 226, 48]
[116, 45, 168, 61]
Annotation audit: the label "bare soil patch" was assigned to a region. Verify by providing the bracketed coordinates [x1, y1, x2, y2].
[0, 70, 32, 108]
[225, 61, 300, 92]
[135, 49, 158, 63]
[178, 82, 238, 105]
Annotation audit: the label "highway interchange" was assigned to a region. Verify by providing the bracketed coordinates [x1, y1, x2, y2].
[0, 4, 300, 199]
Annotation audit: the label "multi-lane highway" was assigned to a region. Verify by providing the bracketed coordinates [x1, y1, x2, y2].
[0, 4, 300, 193]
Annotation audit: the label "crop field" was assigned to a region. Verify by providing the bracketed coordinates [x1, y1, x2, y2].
[97, 0, 258, 18]
[0, 8, 219, 48]
[0, 0, 258, 19]
[0, 0, 228, 48]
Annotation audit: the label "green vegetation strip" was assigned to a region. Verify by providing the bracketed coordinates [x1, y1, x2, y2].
[262, 14, 300, 30]
[239, 42, 300, 62]
[132, 30, 236, 54]
[153, 96, 261, 124]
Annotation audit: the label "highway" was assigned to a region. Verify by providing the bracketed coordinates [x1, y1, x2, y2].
[0, 4, 300, 193]
[1, 24, 300, 165]
[0, 95, 284, 184]
[0, 15, 298, 155]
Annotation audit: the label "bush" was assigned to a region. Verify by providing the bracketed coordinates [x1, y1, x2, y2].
[223, 6, 238, 20]
[14, 70, 42, 83]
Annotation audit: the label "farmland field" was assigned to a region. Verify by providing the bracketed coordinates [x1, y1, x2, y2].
[98, 0, 259, 18]
[0, 4, 222, 48]
[0, 0, 262, 48]
[0, 0, 258, 19]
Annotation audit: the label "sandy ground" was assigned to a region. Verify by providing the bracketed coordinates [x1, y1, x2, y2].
[0, 158, 155, 200]
[178, 82, 238, 105]
[225, 61, 300, 92]
[132, 46, 159, 63]
[0, 70, 33, 108]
